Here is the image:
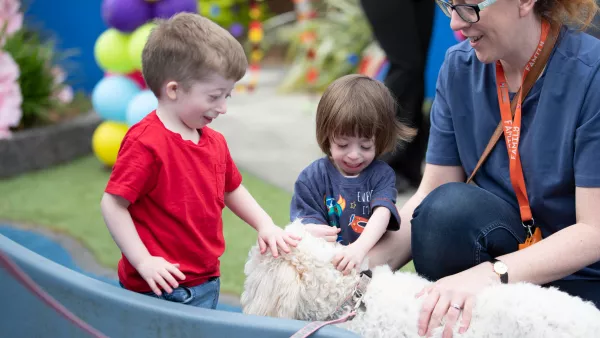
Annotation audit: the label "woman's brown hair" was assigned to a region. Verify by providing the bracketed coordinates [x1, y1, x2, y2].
[535, 0, 599, 30]
[315, 74, 416, 158]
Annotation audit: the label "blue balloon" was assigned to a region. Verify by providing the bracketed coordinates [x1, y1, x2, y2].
[126, 90, 158, 126]
[92, 76, 141, 122]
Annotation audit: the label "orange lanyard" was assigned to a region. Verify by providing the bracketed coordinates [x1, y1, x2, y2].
[494, 20, 550, 224]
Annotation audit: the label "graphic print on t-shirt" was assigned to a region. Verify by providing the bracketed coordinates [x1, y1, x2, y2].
[324, 189, 373, 242]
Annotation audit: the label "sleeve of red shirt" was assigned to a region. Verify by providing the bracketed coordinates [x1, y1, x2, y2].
[105, 135, 157, 204]
[223, 137, 242, 193]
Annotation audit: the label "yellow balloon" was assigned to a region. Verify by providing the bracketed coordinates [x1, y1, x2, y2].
[94, 29, 135, 74]
[129, 23, 156, 71]
[91, 121, 129, 167]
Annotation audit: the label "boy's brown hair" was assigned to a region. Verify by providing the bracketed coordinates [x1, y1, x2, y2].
[141, 12, 248, 98]
[316, 74, 416, 158]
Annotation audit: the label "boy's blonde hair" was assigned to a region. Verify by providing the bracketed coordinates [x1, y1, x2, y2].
[141, 12, 248, 98]
[316, 74, 416, 158]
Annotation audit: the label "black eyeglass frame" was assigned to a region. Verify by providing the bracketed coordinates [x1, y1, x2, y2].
[435, 0, 496, 24]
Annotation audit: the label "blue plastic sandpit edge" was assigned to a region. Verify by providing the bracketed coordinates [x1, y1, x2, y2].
[0, 224, 243, 313]
[0, 233, 359, 338]
[0, 225, 118, 284]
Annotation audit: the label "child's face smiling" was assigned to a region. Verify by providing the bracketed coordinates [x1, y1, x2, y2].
[330, 135, 376, 176]
[172, 73, 236, 130]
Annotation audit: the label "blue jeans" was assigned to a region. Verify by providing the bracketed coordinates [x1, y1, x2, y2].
[120, 277, 220, 309]
[411, 182, 600, 308]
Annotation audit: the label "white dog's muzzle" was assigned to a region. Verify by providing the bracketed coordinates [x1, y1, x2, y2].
[289, 270, 372, 338]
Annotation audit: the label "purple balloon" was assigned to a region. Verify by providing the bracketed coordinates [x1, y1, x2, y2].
[230, 23, 244, 38]
[102, 0, 153, 33]
[153, 0, 198, 19]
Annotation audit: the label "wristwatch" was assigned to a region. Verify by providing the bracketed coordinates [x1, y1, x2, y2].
[490, 258, 508, 284]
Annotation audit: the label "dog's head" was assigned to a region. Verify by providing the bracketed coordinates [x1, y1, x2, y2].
[241, 219, 364, 321]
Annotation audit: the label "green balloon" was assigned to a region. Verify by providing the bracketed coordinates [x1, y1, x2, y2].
[94, 28, 135, 74]
[200, 1, 235, 28]
[129, 23, 156, 71]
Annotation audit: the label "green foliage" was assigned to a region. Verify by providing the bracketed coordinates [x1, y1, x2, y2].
[274, 0, 374, 93]
[3, 28, 55, 128]
[200, 0, 273, 47]
[2, 27, 82, 129]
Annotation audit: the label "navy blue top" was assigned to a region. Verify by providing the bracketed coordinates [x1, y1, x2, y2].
[290, 157, 401, 245]
[427, 26, 600, 280]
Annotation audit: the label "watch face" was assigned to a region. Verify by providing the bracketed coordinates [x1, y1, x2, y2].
[494, 261, 508, 274]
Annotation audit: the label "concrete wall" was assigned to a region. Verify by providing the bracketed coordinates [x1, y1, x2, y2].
[0, 234, 358, 338]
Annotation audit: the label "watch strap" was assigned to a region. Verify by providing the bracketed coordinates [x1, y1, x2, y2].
[491, 258, 508, 284]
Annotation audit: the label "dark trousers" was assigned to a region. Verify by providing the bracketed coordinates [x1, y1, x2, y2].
[411, 182, 600, 309]
[359, 0, 435, 187]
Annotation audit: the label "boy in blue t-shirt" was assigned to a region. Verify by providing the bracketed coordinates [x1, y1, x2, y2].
[290, 74, 416, 275]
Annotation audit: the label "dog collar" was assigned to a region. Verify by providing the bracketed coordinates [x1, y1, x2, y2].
[326, 269, 372, 321]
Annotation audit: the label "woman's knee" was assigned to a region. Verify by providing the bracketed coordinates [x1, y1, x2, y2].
[412, 182, 481, 233]
[412, 182, 521, 236]
[411, 183, 472, 277]
[410, 182, 522, 280]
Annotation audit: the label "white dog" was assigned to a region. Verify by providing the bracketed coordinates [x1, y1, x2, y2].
[241, 220, 600, 337]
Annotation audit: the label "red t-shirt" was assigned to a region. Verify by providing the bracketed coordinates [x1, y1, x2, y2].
[105, 111, 242, 292]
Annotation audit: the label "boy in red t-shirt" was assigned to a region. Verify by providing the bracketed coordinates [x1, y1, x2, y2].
[100, 13, 300, 309]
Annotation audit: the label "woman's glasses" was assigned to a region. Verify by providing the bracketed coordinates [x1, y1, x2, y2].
[435, 0, 497, 24]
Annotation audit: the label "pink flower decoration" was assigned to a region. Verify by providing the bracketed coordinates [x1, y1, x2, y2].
[0, 0, 23, 46]
[0, 50, 23, 139]
[52, 66, 74, 104]
[56, 86, 73, 104]
[52, 66, 66, 85]
[52, 66, 73, 104]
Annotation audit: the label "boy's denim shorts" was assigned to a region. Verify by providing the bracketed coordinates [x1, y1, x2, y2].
[120, 277, 220, 309]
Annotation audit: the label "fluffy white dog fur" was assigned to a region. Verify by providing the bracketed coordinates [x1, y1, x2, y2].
[241, 220, 600, 337]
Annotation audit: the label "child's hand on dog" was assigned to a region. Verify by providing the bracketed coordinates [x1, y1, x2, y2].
[304, 223, 340, 242]
[257, 224, 301, 257]
[135, 255, 186, 296]
[332, 243, 368, 275]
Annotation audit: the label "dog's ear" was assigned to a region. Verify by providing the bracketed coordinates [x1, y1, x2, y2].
[241, 252, 304, 319]
[243, 243, 263, 276]
[242, 220, 345, 321]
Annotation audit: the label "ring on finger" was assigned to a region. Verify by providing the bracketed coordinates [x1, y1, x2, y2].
[450, 303, 462, 311]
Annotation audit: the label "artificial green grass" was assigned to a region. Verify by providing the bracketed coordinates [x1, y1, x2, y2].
[0, 155, 415, 295]
[0, 155, 292, 296]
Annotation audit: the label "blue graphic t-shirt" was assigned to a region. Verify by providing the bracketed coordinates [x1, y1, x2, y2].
[290, 157, 401, 245]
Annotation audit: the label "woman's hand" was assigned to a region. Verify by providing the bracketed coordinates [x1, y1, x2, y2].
[415, 263, 499, 338]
